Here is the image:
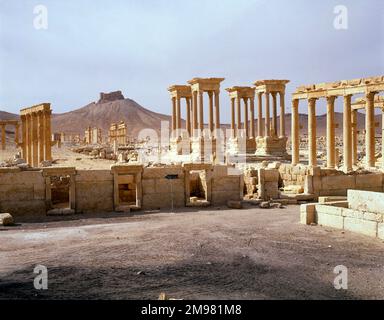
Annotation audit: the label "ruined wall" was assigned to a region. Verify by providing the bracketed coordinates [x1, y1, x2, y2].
[211, 165, 242, 205]
[142, 166, 185, 210]
[75, 170, 114, 213]
[0, 168, 46, 216]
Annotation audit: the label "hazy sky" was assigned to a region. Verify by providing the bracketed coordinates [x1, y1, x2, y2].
[0, 0, 383, 122]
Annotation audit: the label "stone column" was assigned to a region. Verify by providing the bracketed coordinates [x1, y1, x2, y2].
[291, 99, 300, 165]
[171, 97, 176, 136]
[21, 115, 27, 159]
[199, 91, 204, 135]
[192, 91, 198, 137]
[32, 112, 38, 166]
[343, 95, 352, 171]
[15, 123, 20, 145]
[231, 97, 235, 138]
[243, 97, 249, 138]
[186, 97, 191, 136]
[265, 92, 270, 137]
[38, 111, 45, 163]
[326, 96, 336, 168]
[208, 91, 214, 133]
[382, 108, 384, 168]
[257, 92, 263, 137]
[214, 90, 220, 134]
[351, 109, 358, 166]
[365, 92, 375, 168]
[236, 96, 241, 137]
[44, 109, 52, 161]
[250, 97, 255, 138]
[27, 114, 32, 165]
[176, 97, 181, 132]
[271, 92, 278, 137]
[279, 92, 285, 138]
[308, 98, 317, 167]
[1, 124, 5, 150]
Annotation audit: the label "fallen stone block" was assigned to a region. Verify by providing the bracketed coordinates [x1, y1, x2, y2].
[344, 217, 378, 237]
[317, 212, 343, 229]
[227, 200, 242, 209]
[260, 201, 270, 209]
[300, 203, 316, 225]
[0, 213, 14, 226]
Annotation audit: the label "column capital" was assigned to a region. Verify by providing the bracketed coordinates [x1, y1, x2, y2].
[365, 91, 377, 99]
[326, 95, 337, 103]
[208, 90, 213, 97]
[271, 92, 277, 98]
[308, 97, 318, 103]
[292, 99, 299, 108]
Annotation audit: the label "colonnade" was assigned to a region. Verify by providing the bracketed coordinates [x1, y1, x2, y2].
[0, 120, 19, 150]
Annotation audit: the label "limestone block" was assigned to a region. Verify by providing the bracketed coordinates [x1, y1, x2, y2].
[75, 170, 113, 182]
[315, 204, 343, 216]
[0, 200, 46, 217]
[322, 175, 355, 190]
[213, 177, 240, 192]
[264, 169, 279, 182]
[143, 167, 184, 179]
[348, 190, 384, 214]
[0, 185, 34, 201]
[0, 213, 14, 226]
[211, 191, 240, 205]
[309, 166, 321, 176]
[344, 217, 377, 237]
[300, 203, 316, 225]
[142, 192, 184, 209]
[76, 181, 114, 213]
[155, 179, 184, 194]
[117, 175, 134, 184]
[341, 208, 364, 219]
[227, 200, 242, 209]
[317, 212, 344, 229]
[363, 212, 383, 223]
[0, 171, 44, 185]
[212, 165, 228, 177]
[355, 173, 382, 189]
[304, 175, 313, 194]
[378, 223, 384, 240]
[319, 189, 347, 197]
[33, 184, 46, 200]
[142, 179, 155, 194]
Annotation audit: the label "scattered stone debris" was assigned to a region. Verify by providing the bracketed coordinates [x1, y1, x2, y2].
[227, 200, 243, 209]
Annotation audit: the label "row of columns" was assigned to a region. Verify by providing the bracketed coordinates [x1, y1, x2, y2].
[230, 97, 255, 138]
[1, 123, 20, 150]
[171, 91, 220, 138]
[291, 92, 378, 171]
[255, 92, 286, 138]
[21, 109, 52, 167]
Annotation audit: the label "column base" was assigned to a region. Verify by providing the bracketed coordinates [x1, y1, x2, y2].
[190, 136, 218, 163]
[170, 135, 191, 156]
[226, 137, 256, 155]
[255, 136, 289, 158]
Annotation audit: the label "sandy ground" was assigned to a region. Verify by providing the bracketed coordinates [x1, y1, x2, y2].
[0, 205, 383, 300]
[0, 145, 115, 169]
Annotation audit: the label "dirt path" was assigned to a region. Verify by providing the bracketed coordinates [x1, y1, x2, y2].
[0, 206, 383, 299]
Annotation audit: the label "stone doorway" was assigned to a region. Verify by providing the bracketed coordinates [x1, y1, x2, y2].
[183, 163, 212, 207]
[189, 170, 207, 204]
[118, 174, 137, 206]
[50, 175, 70, 209]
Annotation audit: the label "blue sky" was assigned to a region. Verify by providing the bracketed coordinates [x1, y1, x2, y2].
[0, 0, 383, 122]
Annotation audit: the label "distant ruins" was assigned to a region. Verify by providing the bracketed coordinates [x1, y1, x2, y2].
[84, 126, 102, 144]
[109, 121, 127, 145]
[0, 120, 19, 150]
[98, 90, 125, 104]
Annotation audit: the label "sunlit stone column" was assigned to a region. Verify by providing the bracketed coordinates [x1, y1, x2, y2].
[279, 92, 285, 138]
[38, 111, 45, 164]
[15, 123, 20, 145]
[244, 97, 249, 138]
[44, 109, 52, 161]
[192, 91, 198, 137]
[351, 109, 358, 166]
[308, 98, 317, 167]
[199, 91, 204, 135]
[32, 112, 38, 166]
[257, 92, 263, 137]
[214, 90, 220, 135]
[271, 92, 278, 137]
[21, 115, 27, 159]
[208, 91, 214, 133]
[236, 96, 241, 137]
[186, 97, 191, 137]
[1, 124, 5, 150]
[365, 92, 375, 168]
[291, 99, 300, 165]
[265, 92, 270, 137]
[231, 97, 235, 138]
[27, 114, 32, 165]
[326, 96, 336, 168]
[176, 97, 181, 133]
[250, 97, 255, 138]
[171, 97, 176, 137]
[343, 95, 352, 171]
